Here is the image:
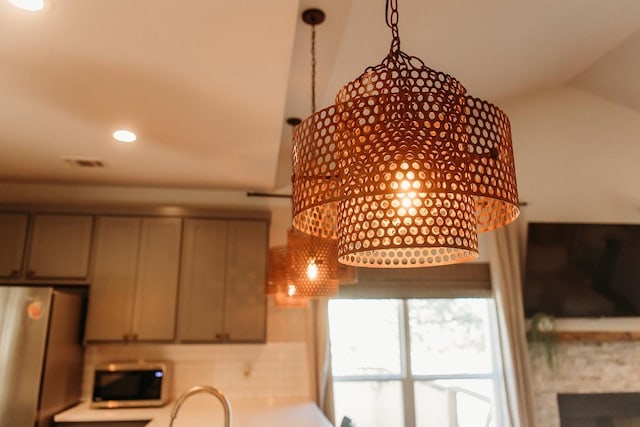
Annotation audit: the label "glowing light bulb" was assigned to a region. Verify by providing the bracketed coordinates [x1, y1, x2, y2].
[306, 259, 318, 280]
[395, 164, 419, 215]
[287, 284, 297, 297]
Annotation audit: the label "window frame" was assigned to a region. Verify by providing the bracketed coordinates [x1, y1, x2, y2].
[330, 297, 507, 427]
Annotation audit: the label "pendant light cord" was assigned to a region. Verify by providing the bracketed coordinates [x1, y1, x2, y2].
[311, 21, 317, 114]
[302, 8, 324, 114]
[307, 14, 321, 258]
[310, 22, 317, 254]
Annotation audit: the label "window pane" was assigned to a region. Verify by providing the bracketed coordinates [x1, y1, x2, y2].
[334, 381, 404, 427]
[414, 379, 497, 427]
[408, 299, 493, 375]
[329, 299, 402, 376]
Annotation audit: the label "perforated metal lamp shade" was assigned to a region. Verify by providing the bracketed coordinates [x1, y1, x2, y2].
[286, 228, 339, 297]
[265, 229, 354, 301]
[266, 245, 309, 307]
[291, 2, 519, 268]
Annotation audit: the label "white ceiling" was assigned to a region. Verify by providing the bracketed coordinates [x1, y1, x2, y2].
[2, 0, 640, 193]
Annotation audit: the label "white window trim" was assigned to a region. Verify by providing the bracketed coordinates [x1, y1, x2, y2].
[331, 298, 507, 427]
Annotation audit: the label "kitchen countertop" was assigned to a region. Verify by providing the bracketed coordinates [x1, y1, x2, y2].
[54, 397, 334, 427]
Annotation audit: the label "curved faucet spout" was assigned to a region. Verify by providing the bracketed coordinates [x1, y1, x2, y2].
[169, 385, 232, 427]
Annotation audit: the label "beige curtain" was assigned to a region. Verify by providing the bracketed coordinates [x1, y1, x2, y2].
[487, 223, 536, 427]
[307, 298, 335, 423]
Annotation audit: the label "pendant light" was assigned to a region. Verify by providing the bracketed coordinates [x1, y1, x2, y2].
[266, 245, 309, 308]
[265, 232, 356, 304]
[265, 8, 340, 300]
[265, 230, 343, 304]
[286, 227, 339, 297]
[291, 0, 519, 268]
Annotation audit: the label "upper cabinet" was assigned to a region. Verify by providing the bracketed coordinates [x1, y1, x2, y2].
[0, 213, 93, 281]
[177, 218, 267, 343]
[27, 214, 93, 279]
[224, 220, 269, 342]
[85, 216, 182, 342]
[0, 206, 270, 345]
[0, 213, 28, 278]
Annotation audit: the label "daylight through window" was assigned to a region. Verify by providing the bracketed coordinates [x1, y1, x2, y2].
[328, 298, 506, 427]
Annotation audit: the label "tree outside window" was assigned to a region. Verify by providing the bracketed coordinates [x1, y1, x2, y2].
[329, 298, 506, 427]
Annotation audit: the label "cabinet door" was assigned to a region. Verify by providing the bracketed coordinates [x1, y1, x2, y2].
[27, 214, 93, 279]
[85, 217, 140, 341]
[224, 220, 267, 342]
[131, 218, 182, 341]
[0, 213, 28, 278]
[177, 219, 227, 341]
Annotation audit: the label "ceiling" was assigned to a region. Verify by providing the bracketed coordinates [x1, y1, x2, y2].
[2, 0, 640, 194]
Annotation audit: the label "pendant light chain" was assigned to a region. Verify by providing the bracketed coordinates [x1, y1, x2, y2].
[386, 0, 400, 53]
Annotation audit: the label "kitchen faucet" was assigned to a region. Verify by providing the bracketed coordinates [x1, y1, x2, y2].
[169, 385, 232, 427]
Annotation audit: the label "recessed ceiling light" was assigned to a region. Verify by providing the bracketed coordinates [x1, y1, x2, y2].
[113, 129, 137, 143]
[7, 0, 46, 11]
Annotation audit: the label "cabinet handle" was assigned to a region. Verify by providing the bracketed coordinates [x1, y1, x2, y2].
[215, 333, 221, 340]
[10, 270, 20, 278]
[123, 333, 129, 342]
[26, 270, 35, 278]
[132, 333, 138, 341]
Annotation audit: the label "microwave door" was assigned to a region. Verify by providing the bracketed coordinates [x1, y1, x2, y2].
[0, 286, 52, 427]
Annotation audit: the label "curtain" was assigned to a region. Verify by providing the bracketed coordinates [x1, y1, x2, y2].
[487, 223, 536, 427]
[307, 298, 335, 423]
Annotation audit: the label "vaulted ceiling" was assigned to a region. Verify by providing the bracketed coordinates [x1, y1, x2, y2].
[1, 0, 639, 194]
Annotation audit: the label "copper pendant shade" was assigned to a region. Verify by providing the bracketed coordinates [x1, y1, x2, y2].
[291, 0, 519, 268]
[266, 245, 309, 307]
[266, 228, 354, 303]
[286, 228, 339, 297]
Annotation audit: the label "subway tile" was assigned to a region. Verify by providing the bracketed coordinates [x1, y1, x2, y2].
[82, 341, 312, 401]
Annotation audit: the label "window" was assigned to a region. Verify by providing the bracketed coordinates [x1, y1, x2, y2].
[328, 298, 506, 427]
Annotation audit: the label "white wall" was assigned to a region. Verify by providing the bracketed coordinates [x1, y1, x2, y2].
[505, 85, 640, 230]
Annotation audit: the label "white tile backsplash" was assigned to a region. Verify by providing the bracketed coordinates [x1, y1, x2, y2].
[82, 303, 312, 402]
[83, 341, 310, 401]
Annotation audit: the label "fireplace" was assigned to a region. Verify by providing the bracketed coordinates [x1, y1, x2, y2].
[558, 393, 640, 426]
[529, 339, 640, 426]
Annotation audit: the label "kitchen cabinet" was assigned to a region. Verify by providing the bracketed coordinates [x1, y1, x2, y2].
[0, 213, 28, 278]
[0, 213, 93, 280]
[177, 218, 267, 342]
[27, 214, 94, 279]
[85, 216, 182, 342]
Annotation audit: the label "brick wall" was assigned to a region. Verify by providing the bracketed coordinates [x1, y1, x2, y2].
[529, 341, 640, 426]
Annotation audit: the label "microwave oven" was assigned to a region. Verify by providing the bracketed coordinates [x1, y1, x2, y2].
[90, 361, 170, 408]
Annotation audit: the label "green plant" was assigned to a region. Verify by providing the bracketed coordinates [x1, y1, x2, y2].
[528, 312, 558, 371]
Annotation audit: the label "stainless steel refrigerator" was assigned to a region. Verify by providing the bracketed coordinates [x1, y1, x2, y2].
[0, 286, 86, 427]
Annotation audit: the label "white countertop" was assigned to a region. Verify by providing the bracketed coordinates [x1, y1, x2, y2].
[54, 397, 334, 427]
